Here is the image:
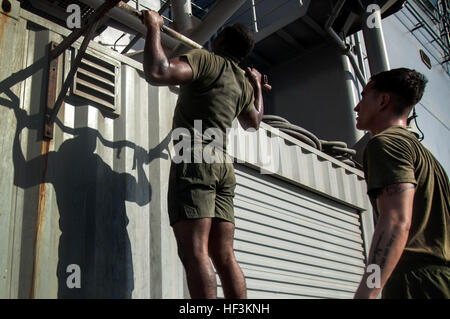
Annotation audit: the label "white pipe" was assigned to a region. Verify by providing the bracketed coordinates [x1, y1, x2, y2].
[171, 0, 193, 34]
[170, 0, 247, 56]
[362, 6, 390, 74]
[78, 0, 178, 49]
[251, 0, 258, 33]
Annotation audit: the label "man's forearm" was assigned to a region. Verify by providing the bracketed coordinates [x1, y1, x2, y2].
[354, 183, 414, 299]
[354, 221, 409, 298]
[253, 86, 264, 123]
[143, 24, 170, 84]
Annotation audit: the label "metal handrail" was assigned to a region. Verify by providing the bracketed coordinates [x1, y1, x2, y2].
[414, 0, 449, 27]
[404, 0, 450, 63]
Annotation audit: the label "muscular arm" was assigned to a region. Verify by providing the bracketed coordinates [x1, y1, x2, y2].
[142, 10, 193, 86]
[354, 183, 415, 299]
[238, 67, 264, 130]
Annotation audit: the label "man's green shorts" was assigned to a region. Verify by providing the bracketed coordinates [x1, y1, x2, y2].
[167, 161, 236, 226]
[382, 255, 450, 299]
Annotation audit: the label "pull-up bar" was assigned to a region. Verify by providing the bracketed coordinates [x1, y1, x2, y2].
[117, 1, 203, 50]
[116, 1, 272, 92]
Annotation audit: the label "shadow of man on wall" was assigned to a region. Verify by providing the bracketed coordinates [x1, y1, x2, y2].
[1, 66, 170, 298]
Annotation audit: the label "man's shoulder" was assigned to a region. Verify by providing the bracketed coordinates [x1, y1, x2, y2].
[183, 49, 222, 63]
[368, 126, 415, 149]
[374, 126, 415, 140]
[366, 130, 394, 152]
[364, 126, 417, 165]
[183, 48, 210, 56]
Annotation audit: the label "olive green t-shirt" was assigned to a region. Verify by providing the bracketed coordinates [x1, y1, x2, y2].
[172, 49, 255, 149]
[363, 126, 449, 263]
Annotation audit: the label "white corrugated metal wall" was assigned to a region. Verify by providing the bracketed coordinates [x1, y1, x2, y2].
[229, 166, 365, 298]
[220, 123, 373, 299]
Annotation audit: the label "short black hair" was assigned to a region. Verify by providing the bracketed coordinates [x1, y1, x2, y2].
[370, 68, 428, 115]
[219, 23, 254, 61]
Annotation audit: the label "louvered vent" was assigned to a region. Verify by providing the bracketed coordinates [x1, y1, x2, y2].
[72, 50, 121, 113]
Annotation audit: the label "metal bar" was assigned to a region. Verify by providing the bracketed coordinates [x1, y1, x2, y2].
[347, 51, 367, 86]
[158, 0, 172, 15]
[161, 25, 203, 49]
[121, 33, 141, 53]
[405, 1, 450, 56]
[324, 0, 347, 30]
[121, 1, 173, 54]
[323, 0, 366, 86]
[113, 32, 126, 51]
[353, 32, 366, 80]
[45, 18, 102, 137]
[118, 1, 203, 49]
[78, 0, 178, 50]
[49, 0, 122, 60]
[124, 32, 203, 55]
[190, 0, 207, 14]
[413, 0, 443, 24]
[251, 0, 259, 33]
[411, 22, 423, 31]
[117, 0, 171, 22]
[44, 42, 61, 139]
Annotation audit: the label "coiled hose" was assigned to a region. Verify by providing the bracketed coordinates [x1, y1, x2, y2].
[262, 115, 358, 168]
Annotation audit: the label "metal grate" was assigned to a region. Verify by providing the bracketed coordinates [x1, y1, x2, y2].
[72, 49, 121, 112]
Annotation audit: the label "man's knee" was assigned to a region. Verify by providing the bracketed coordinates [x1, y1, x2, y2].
[208, 220, 237, 269]
[209, 248, 235, 270]
[176, 241, 209, 266]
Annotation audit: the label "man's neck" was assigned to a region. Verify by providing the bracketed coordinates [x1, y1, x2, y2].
[370, 118, 407, 135]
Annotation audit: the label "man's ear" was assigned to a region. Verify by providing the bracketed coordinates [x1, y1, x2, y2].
[379, 93, 391, 110]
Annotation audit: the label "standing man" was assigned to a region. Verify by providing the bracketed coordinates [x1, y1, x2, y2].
[353, 68, 449, 299]
[141, 10, 264, 298]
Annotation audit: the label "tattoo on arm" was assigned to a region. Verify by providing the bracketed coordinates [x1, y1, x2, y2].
[370, 231, 384, 265]
[369, 230, 399, 269]
[380, 232, 397, 269]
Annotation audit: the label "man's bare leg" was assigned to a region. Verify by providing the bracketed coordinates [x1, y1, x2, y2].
[208, 219, 247, 298]
[173, 218, 217, 298]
